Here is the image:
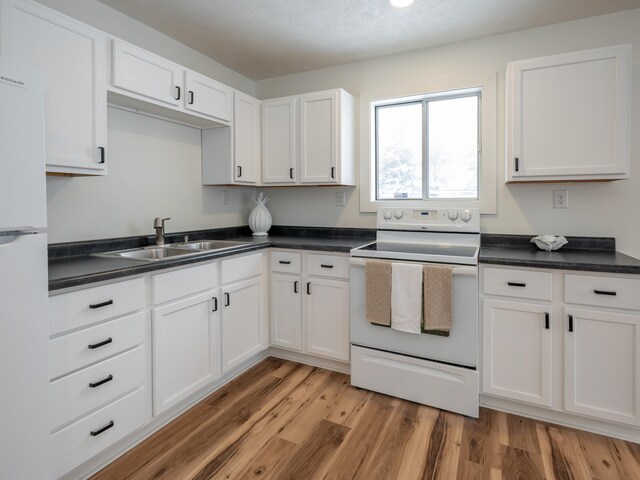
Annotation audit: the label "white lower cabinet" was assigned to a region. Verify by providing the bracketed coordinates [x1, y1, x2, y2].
[482, 265, 640, 432]
[564, 307, 640, 426]
[482, 299, 552, 407]
[152, 291, 220, 416]
[270, 250, 350, 362]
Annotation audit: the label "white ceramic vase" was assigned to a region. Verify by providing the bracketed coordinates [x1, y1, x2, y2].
[248, 192, 272, 236]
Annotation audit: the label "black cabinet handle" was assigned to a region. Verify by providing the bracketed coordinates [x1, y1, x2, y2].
[514, 157, 519, 172]
[188, 90, 194, 105]
[306, 282, 311, 295]
[174, 85, 181, 100]
[89, 374, 113, 388]
[89, 299, 113, 309]
[98, 146, 105, 164]
[568, 314, 574, 332]
[507, 282, 526, 288]
[279, 260, 291, 265]
[237, 165, 242, 178]
[88, 337, 113, 350]
[90, 420, 114, 437]
[331, 166, 336, 179]
[294, 281, 299, 294]
[212, 297, 218, 312]
[544, 312, 550, 330]
[225, 292, 230, 307]
[594, 289, 617, 296]
[289, 168, 294, 179]
[320, 264, 334, 269]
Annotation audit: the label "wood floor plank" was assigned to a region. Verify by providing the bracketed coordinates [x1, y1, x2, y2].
[92, 359, 640, 480]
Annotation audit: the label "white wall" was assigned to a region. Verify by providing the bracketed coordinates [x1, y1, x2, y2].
[36, 0, 254, 95]
[256, 10, 640, 258]
[46, 108, 254, 243]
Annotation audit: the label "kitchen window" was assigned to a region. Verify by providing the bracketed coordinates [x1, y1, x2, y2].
[359, 75, 497, 213]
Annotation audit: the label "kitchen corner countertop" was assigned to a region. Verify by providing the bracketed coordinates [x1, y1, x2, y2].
[479, 234, 640, 275]
[48, 226, 376, 291]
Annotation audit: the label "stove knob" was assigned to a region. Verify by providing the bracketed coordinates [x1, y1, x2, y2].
[447, 210, 459, 221]
[460, 210, 472, 223]
[394, 210, 404, 219]
[382, 211, 392, 220]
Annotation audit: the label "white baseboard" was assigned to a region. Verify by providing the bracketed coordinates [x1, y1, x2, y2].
[268, 347, 350, 374]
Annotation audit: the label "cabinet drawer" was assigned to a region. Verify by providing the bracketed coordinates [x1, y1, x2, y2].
[152, 262, 217, 304]
[50, 346, 145, 430]
[49, 311, 145, 380]
[483, 267, 552, 301]
[307, 253, 349, 279]
[50, 278, 145, 336]
[271, 251, 301, 274]
[565, 274, 640, 310]
[51, 386, 146, 480]
[221, 252, 263, 284]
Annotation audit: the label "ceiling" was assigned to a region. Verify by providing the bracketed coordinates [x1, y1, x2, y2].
[97, 0, 640, 80]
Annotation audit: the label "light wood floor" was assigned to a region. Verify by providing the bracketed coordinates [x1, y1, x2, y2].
[92, 358, 640, 480]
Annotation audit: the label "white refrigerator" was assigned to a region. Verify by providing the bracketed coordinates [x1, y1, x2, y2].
[0, 57, 50, 478]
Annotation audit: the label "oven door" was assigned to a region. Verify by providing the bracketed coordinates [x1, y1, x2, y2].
[349, 257, 478, 368]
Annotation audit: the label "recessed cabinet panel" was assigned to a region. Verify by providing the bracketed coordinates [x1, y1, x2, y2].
[299, 91, 337, 183]
[233, 91, 260, 183]
[262, 97, 297, 183]
[506, 45, 630, 182]
[270, 274, 302, 351]
[184, 70, 232, 122]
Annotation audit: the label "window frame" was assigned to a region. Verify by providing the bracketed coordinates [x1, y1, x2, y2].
[359, 73, 497, 214]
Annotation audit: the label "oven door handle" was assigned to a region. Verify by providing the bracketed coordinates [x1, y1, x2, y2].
[348, 257, 478, 277]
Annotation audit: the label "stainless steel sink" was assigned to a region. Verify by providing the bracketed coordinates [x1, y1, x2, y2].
[95, 239, 252, 262]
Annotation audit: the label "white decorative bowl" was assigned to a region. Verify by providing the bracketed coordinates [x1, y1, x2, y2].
[531, 235, 568, 251]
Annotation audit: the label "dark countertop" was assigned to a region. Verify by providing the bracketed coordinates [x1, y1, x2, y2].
[48, 227, 376, 291]
[480, 234, 640, 275]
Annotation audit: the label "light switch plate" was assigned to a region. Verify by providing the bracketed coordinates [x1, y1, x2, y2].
[336, 192, 346, 206]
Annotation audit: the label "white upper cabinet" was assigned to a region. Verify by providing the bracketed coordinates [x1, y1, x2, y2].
[506, 45, 631, 183]
[0, 0, 107, 176]
[109, 39, 232, 127]
[112, 39, 182, 107]
[262, 96, 297, 184]
[262, 88, 356, 186]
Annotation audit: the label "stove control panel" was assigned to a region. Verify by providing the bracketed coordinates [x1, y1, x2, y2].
[377, 207, 480, 232]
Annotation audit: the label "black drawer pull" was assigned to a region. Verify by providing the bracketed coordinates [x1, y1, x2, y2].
[320, 264, 334, 269]
[90, 420, 114, 437]
[307, 282, 311, 295]
[544, 312, 550, 330]
[188, 90, 194, 105]
[514, 157, 519, 172]
[174, 85, 181, 100]
[568, 314, 574, 332]
[212, 297, 218, 312]
[294, 281, 299, 294]
[331, 166, 336, 179]
[237, 165, 242, 178]
[89, 374, 113, 388]
[88, 337, 113, 350]
[279, 260, 291, 265]
[98, 146, 105, 164]
[89, 299, 113, 309]
[594, 289, 617, 296]
[289, 168, 294, 179]
[225, 292, 230, 307]
[507, 282, 526, 288]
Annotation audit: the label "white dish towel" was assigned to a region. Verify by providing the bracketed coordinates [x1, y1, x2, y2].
[391, 262, 423, 334]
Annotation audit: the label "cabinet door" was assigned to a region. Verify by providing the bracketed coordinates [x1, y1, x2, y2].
[184, 70, 232, 122]
[482, 299, 552, 407]
[299, 90, 338, 183]
[1, 0, 107, 175]
[152, 291, 219, 415]
[233, 91, 260, 183]
[112, 39, 182, 107]
[564, 307, 640, 426]
[506, 45, 630, 182]
[270, 274, 302, 351]
[221, 277, 264, 373]
[262, 97, 296, 183]
[305, 277, 349, 361]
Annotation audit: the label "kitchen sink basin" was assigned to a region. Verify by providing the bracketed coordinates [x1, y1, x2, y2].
[95, 239, 252, 262]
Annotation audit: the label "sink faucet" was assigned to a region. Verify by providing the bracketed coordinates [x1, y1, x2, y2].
[153, 217, 171, 245]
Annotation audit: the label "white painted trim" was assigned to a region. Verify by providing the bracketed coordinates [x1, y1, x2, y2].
[358, 73, 498, 214]
[269, 347, 350, 374]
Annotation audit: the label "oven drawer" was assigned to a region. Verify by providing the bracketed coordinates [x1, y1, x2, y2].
[565, 274, 640, 310]
[307, 253, 349, 279]
[271, 251, 302, 274]
[483, 267, 552, 301]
